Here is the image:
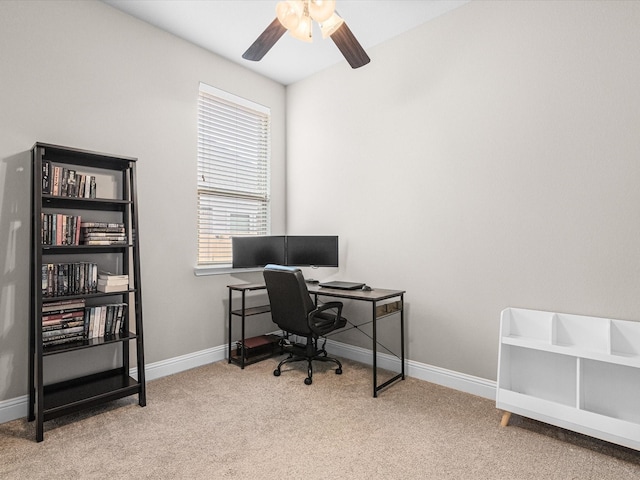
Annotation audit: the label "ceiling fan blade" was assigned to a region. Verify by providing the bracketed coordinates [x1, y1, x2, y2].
[330, 22, 370, 69]
[242, 18, 287, 61]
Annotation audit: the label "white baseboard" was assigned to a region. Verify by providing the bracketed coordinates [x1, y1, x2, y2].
[0, 340, 495, 424]
[324, 339, 496, 400]
[130, 344, 227, 381]
[0, 394, 29, 425]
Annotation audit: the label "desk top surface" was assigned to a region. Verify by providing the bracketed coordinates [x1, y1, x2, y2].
[228, 282, 404, 301]
[307, 284, 404, 301]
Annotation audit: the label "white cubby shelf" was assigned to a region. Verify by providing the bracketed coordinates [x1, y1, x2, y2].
[497, 307, 640, 451]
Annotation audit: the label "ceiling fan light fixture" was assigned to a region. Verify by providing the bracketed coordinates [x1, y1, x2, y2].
[244, 1, 369, 69]
[289, 13, 313, 42]
[308, 0, 336, 23]
[320, 11, 344, 39]
[276, 1, 302, 30]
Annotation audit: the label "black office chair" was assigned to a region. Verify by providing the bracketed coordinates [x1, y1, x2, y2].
[263, 264, 347, 385]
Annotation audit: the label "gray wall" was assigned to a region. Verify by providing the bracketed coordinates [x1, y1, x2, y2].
[286, 0, 640, 380]
[1, 0, 639, 404]
[0, 0, 286, 401]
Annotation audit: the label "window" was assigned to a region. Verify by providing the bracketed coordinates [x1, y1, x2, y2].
[197, 83, 271, 267]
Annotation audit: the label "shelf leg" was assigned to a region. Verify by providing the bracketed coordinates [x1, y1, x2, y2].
[500, 411, 511, 427]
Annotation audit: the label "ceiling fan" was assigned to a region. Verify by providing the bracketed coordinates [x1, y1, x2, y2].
[242, 0, 370, 69]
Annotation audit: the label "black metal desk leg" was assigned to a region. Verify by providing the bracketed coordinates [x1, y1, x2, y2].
[401, 293, 405, 379]
[228, 289, 233, 364]
[372, 300, 377, 398]
[240, 291, 246, 369]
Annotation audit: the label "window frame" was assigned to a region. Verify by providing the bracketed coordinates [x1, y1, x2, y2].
[194, 82, 271, 275]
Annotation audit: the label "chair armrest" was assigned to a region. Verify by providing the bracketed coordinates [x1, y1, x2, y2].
[308, 302, 344, 336]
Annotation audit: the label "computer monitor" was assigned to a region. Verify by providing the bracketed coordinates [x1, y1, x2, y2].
[231, 236, 286, 268]
[286, 236, 339, 267]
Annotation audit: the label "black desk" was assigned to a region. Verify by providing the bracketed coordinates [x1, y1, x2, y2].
[227, 283, 405, 397]
[307, 284, 405, 397]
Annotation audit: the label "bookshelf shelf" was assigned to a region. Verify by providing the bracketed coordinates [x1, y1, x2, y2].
[29, 143, 146, 442]
[42, 244, 132, 254]
[42, 331, 139, 356]
[42, 288, 137, 303]
[43, 369, 140, 421]
[43, 195, 131, 211]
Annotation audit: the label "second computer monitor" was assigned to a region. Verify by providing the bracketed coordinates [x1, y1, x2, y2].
[286, 235, 338, 267]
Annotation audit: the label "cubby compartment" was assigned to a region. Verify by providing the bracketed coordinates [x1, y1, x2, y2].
[499, 345, 576, 407]
[580, 359, 640, 425]
[610, 319, 640, 359]
[501, 308, 553, 343]
[553, 313, 609, 354]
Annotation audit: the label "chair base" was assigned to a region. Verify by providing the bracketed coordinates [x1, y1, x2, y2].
[274, 340, 342, 385]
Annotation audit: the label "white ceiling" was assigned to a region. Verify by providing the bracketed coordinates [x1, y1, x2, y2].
[102, 0, 470, 85]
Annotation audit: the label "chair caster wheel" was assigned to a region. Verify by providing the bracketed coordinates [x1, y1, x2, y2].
[304, 377, 312, 385]
[274, 369, 281, 377]
[335, 368, 342, 375]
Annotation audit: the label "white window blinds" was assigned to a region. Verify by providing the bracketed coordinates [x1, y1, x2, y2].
[197, 83, 271, 266]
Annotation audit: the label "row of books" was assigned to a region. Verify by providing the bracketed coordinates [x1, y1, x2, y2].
[41, 216, 128, 246]
[42, 267, 130, 297]
[41, 213, 82, 246]
[42, 161, 97, 198]
[42, 262, 98, 297]
[42, 299, 127, 347]
[42, 298, 86, 346]
[82, 222, 127, 245]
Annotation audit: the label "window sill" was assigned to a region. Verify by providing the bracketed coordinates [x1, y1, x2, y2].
[193, 265, 263, 276]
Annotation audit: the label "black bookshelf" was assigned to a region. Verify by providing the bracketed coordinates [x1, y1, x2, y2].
[29, 143, 146, 442]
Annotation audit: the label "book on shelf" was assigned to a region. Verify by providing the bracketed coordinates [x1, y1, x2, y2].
[52, 165, 60, 195]
[82, 231, 126, 237]
[41, 298, 86, 313]
[98, 271, 128, 281]
[42, 160, 51, 194]
[67, 170, 77, 197]
[42, 319, 84, 331]
[83, 239, 128, 246]
[97, 272, 129, 293]
[104, 306, 116, 335]
[42, 325, 84, 339]
[97, 283, 128, 293]
[42, 331, 85, 347]
[82, 226, 125, 233]
[80, 222, 124, 228]
[98, 277, 128, 285]
[42, 309, 85, 324]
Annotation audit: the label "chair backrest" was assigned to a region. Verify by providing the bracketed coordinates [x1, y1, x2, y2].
[263, 264, 315, 337]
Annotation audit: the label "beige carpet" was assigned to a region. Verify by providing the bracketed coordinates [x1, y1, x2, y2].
[1, 356, 640, 479]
